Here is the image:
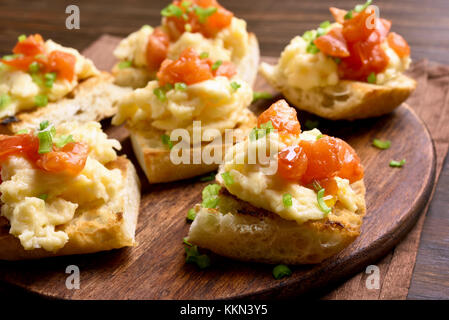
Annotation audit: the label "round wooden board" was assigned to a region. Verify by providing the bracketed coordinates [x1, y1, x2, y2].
[0, 36, 436, 299]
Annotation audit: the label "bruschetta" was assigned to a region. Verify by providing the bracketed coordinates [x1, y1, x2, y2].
[112, 47, 257, 183]
[112, 0, 260, 89]
[0, 34, 131, 133]
[187, 100, 366, 264]
[260, 1, 416, 120]
[0, 121, 140, 260]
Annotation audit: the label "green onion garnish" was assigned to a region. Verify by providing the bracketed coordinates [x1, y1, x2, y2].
[249, 121, 274, 141]
[199, 52, 209, 59]
[344, 10, 353, 20]
[181, 1, 192, 9]
[302, 30, 315, 42]
[18, 34, 27, 42]
[252, 91, 273, 103]
[355, 0, 372, 13]
[0, 94, 11, 110]
[16, 129, 29, 135]
[199, 171, 216, 182]
[39, 120, 50, 130]
[202, 184, 221, 208]
[317, 188, 332, 215]
[221, 171, 234, 186]
[38, 194, 48, 201]
[35, 95, 48, 107]
[118, 60, 132, 69]
[319, 21, 331, 29]
[230, 81, 241, 93]
[306, 43, 320, 54]
[187, 208, 196, 222]
[54, 134, 74, 148]
[316, 134, 324, 140]
[185, 244, 211, 269]
[194, 6, 217, 24]
[304, 119, 319, 130]
[31, 74, 43, 86]
[161, 134, 174, 149]
[153, 87, 167, 102]
[28, 61, 40, 73]
[390, 159, 406, 168]
[211, 60, 222, 71]
[372, 139, 391, 150]
[44, 72, 57, 88]
[183, 237, 192, 246]
[283, 193, 293, 208]
[273, 264, 292, 279]
[2, 54, 20, 61]
[367, 72, 377, 84]
[174, 82, 187, 91]
[37, 130, 53, 154]
[161, 4, 183, 18]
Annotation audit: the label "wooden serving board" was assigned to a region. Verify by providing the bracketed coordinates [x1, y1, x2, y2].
[0, 35, 436, 299]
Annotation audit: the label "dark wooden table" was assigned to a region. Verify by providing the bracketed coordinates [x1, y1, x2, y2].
[1, 0, 448, 299]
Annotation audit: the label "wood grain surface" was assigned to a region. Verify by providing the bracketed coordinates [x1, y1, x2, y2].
[0, 36, 436, 299]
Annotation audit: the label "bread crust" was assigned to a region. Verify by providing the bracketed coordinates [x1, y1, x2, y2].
[112, 33, 260, 89]
[187, 181, 366, 265]
[130, 110, 257, 183]
[0, 156, 141, 260]
[260, 62, 416, 120]
[4, 72, 132, 134]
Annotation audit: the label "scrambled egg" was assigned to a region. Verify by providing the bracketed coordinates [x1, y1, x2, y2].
[0, 122, 122, 252]
[0, 40, 99, 119]
[267, 28, 411, 91]
[112, 76, 252, 137]
[113, 17, 250, 85]
[217, 129, 360, 224]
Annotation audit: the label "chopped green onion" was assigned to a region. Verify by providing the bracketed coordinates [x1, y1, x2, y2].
[355, 0, 372, 13]
[306, 43, 320, 54]
[16, 129, 29, 135]
[141, 25, 152, 31]
[320, 21, 331, 28]
[44, 72, 57, 88]
[18, 34, 27, 42]
[35, 95, 48, 107]
[0, 94, 11, 110]
[202, 184, 221, 208]
[260, 120, 274, 133]
[181, 1, 192, 9]
[200, 172, 216, 182]
[367, 72, 377, 84]
[184, 23, 192, 32]
[283, 193, 293, 208]
[390, 159, 406, 168]
[153, 87, 167, 102]
[317, 188, 332, 215]
[28, 61, 40, 73]
[211, 60, 222, 71]
[187, 208, 196, 222]
[302, 30, 315, 42]
[183, 237, 192, 246]
[161, 4, 183, 18]
[252, 91, 273, 102]
[174, 82, 187, 91]
[304, 119, 319, 130]
[185, 245, 211, 269]
[37, 130, 53, 154]
[249, 121, 274, 141]
[38, 194, 48, 201]
[194, 6, 217, 24]
[316, 134, 324, 140]
[273, 264, 292, 279]
[221, 172, 234, 186]
[54, 134, 74, 148]
[31, 74, 43, 86]
[2, 54, 20, 61]
[344, 10, 353, 20]
[230, 81, 241, 93]
[39, 120, 50, 130]
[161, 134, 173, 149]
[372, 139, 391, 150]
[199, 52, 209, 59]
[118, 60, 132, 69]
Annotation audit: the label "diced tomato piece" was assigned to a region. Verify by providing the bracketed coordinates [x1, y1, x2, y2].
[335, 138, 364, 183]
[342, 9, 375, 43]
[314, 27, 349, 58]
[318, 177, 339, 196]
[146, 28, 170, 71]
[46, 50, 76, 81]
[257, 100, 301, 135]
[329, 7, 347, 24]
[13, 34, 45, 57]
[387, 32, 410, 58]
[164, 0, 233, 40]
[0, 134, 39, 163]
[278, 146, 308, 182]
[213, 60, 236, 78]
[36, 142, 88, 176]
[157, 48, 214, 86]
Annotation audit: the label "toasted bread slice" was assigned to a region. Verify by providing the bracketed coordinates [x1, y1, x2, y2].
[260, 62, 416, 120]
[112, 33, 260, 89]
[187, 181, 366, 265]
[0, 156, 141, 260]
[130, 109, 257, 183]
[5, 72, 132, 134]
